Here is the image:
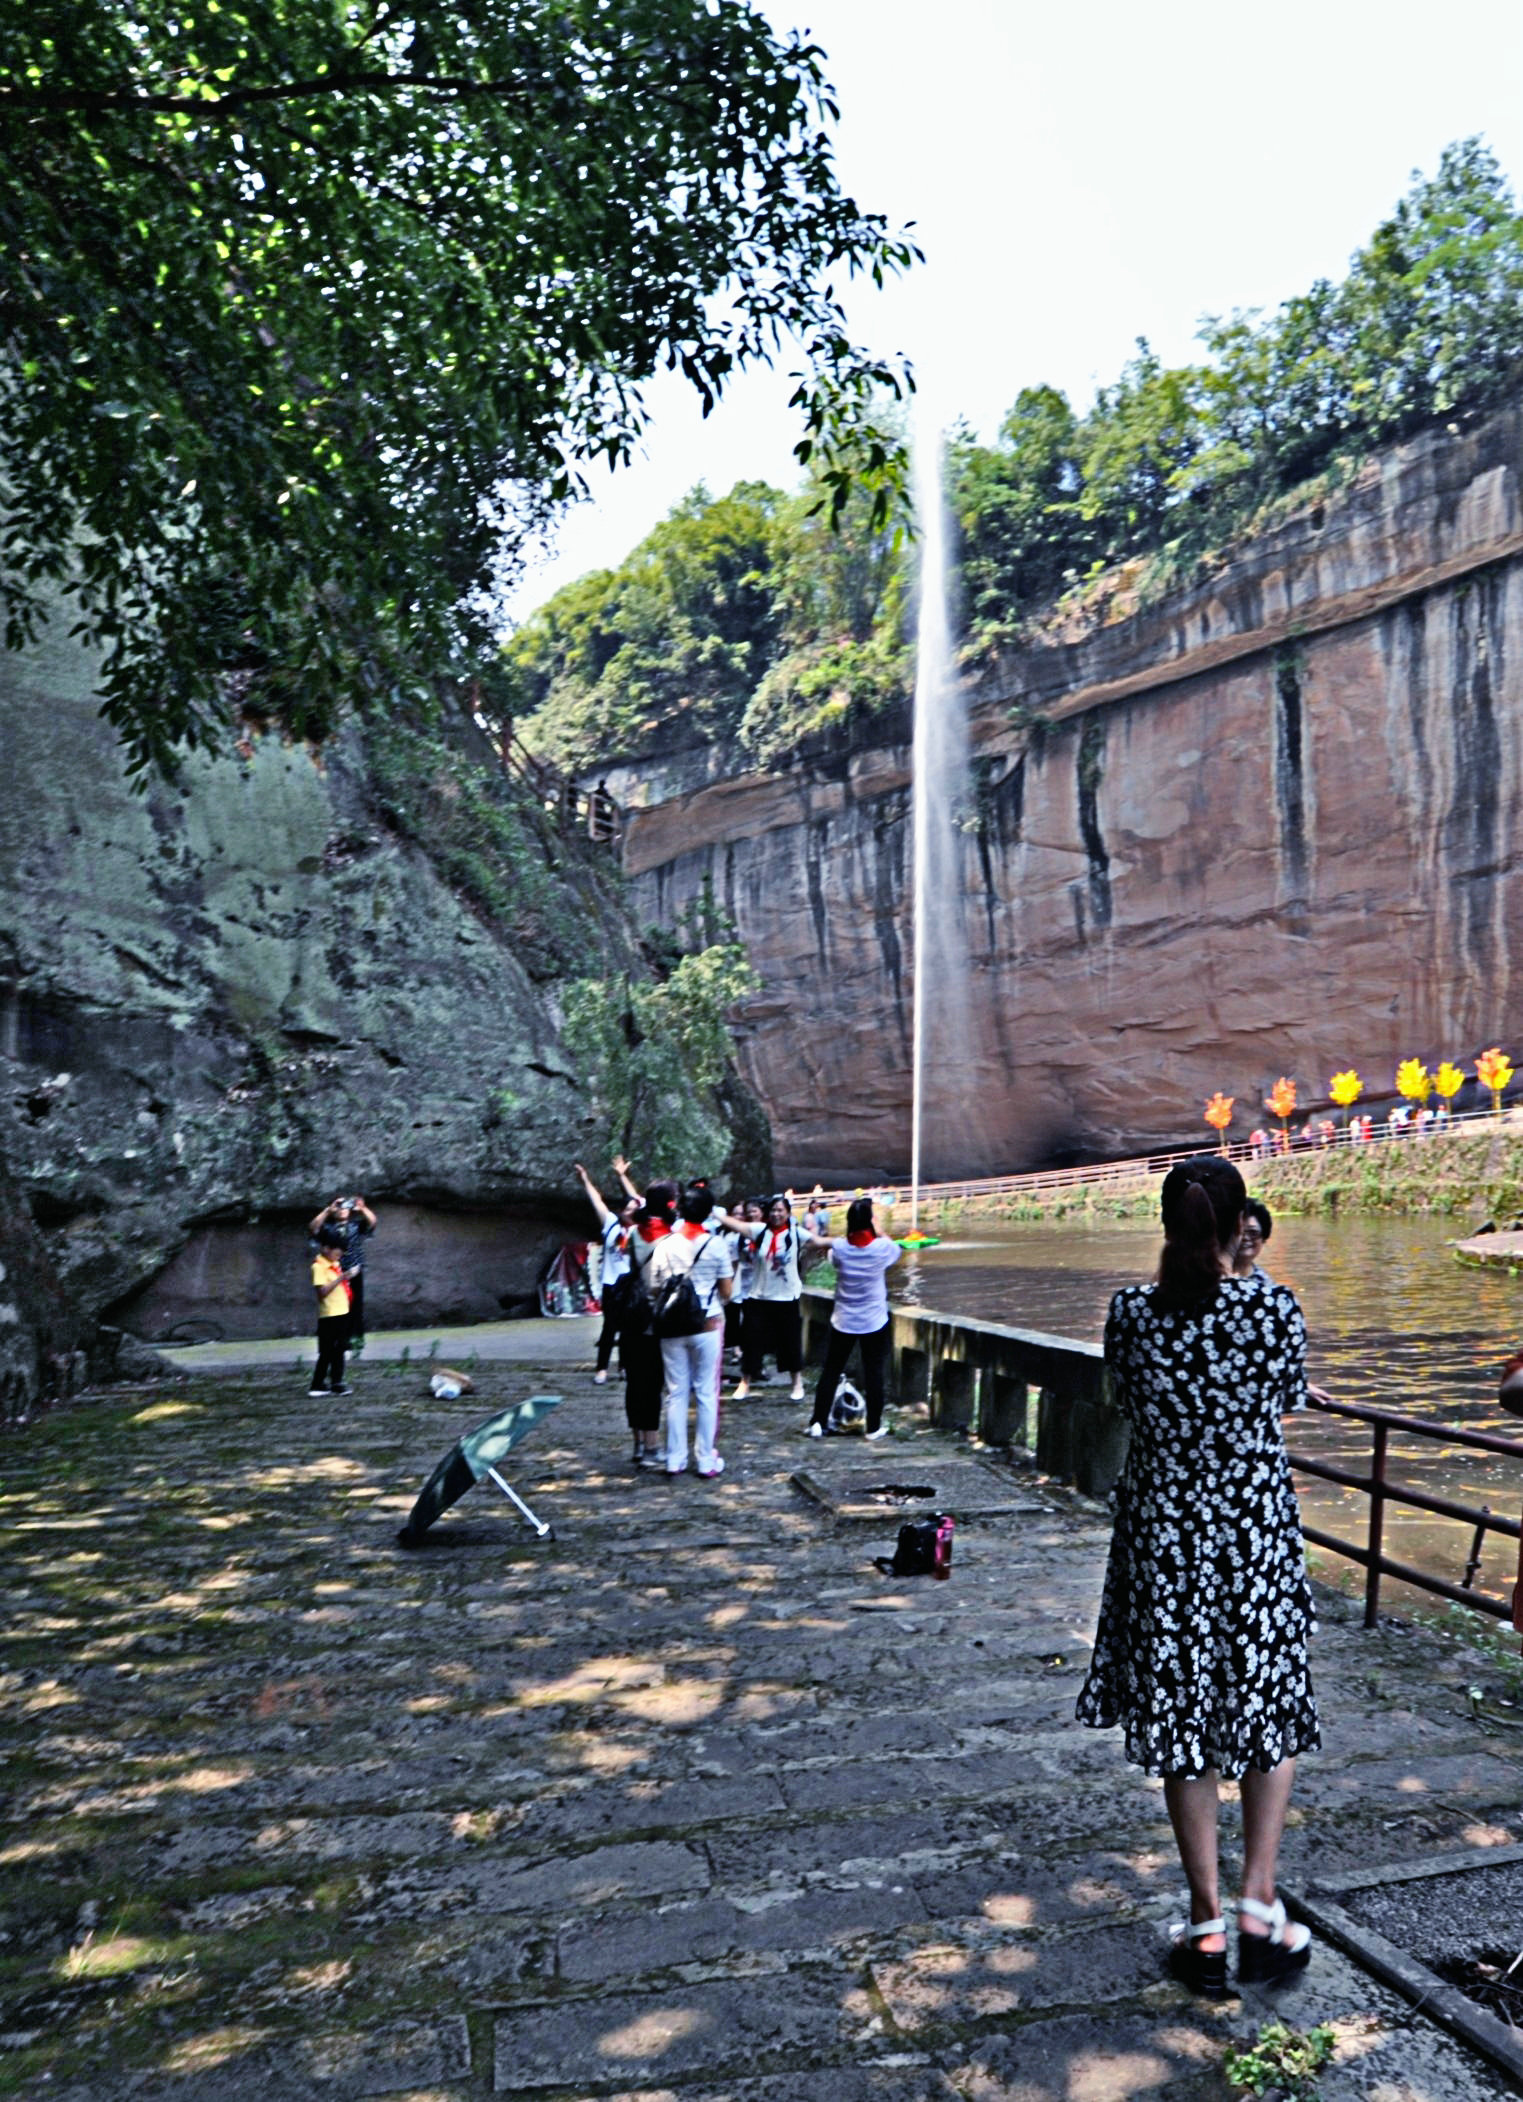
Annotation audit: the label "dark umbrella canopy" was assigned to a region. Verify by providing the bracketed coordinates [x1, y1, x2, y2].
[398, 1393, 562, 1547]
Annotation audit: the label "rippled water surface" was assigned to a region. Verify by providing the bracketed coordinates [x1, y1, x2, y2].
[890, 1215, 1523, 1619]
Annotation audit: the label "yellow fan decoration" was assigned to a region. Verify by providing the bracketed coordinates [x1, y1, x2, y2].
[1433, 1061, 1465, 1104]
[1329, 1069, 1362, 1109]
[1476, 1047, 1514, 1117]
[1395, 1058, 1432, 1108]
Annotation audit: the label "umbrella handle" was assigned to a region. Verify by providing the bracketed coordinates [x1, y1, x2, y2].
[484, 1465, 552, 1538]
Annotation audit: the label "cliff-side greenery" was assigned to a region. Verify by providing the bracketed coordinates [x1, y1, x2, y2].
[0, 0, 916, 778]
[512, 140, 1523, 774]
[506, 463, 910, 772]
[364, 717, 604, 982]
[559, 944, 759, 1179]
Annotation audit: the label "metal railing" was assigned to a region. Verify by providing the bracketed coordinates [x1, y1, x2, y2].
[1286, 1395, 1523, 1636]
[499, 734, 622, 847]
[807, 1102, 1519, 1213]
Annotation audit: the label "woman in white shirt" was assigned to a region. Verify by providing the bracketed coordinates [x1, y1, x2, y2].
[731, 1194, 811, 1402]
[648, 1182, 734, 1477]
[575, 1162, 639, 1386]
[807, 1197, 901, 1440]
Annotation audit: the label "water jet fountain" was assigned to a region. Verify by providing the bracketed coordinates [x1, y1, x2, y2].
[907, 416, 970, 1236]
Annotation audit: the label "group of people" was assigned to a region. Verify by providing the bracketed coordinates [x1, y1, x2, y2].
[297, 1147, 1324, 1995]
[574, 1160, 902, 1477]
[306, 1193, 377, 1396]
[1247, 1102, 1453, 1156]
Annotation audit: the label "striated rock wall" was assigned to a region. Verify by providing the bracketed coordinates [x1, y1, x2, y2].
[624, 403, 1523, 1180]
[0, 620, 631, 1396]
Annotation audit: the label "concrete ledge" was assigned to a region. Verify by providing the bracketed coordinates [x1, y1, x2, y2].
[1290, 1880, 1523, 2091]
[801, 1290, 1127, 1498]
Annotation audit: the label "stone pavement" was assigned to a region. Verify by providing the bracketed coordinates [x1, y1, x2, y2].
[3, 1360, 1522, 2101]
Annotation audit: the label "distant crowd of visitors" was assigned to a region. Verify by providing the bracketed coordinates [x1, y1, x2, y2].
[574, 1160, 900, 1479]
[1248, 1102, 1453, 1154]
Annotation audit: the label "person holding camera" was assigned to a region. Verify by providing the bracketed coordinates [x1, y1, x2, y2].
[307, 1193, 378, 1349]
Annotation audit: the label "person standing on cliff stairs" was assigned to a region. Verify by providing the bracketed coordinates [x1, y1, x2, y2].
[308, 1193, 378, 1353]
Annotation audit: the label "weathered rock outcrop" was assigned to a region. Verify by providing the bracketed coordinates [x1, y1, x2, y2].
[623, 403, 1523, 1179]
[0, 616, 768, 1402]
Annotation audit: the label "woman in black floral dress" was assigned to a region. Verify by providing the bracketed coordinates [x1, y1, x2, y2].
[1076, 1155, 1318, 1995]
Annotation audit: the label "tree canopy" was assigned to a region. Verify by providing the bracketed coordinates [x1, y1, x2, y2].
[505, 456, 910, 772]
[0, 0, 917, 774]
[511, 142, 1523, 776]
[952, 140, 1523, 652]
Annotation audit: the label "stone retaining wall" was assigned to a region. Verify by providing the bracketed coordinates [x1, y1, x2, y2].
[801, 1288, 1127, 1497]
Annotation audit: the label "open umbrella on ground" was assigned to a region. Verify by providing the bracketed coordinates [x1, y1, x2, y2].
[397, 1393, 562, 1547]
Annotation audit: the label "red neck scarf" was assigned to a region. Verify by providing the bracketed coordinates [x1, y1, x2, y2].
[846, 1229, 876, 1247]
[679, 1220, 705, 1241]
[637, 1218, 670, 1243]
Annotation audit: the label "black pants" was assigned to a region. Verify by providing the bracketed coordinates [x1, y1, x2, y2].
[595, 1306, 620, 1372]
[741, 1298, 802, 1380]
[723, 1300, 743, 1354]
[346, 1269, 365, 1344]
[620, 1328, 664, 1433]
[811, 1320, 892, 1432]
[314, 1314, 348, 1392]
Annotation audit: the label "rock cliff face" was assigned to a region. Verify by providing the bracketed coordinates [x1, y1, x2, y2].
[623, 403, 1523, 1180]
[0, 620, 701, 1403]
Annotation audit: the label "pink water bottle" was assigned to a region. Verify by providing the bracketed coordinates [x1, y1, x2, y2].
[933, 1513, 955, 1578]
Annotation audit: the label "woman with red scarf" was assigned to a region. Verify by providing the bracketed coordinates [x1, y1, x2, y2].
[807, 1197, 901, 1439]
[731, 1194, 812, 1401]
[621, 1180, 678, 1469]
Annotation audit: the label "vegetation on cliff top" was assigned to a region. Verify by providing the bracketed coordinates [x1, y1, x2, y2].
[512, 140, 1523, 774]
[1, 0, 916, 778]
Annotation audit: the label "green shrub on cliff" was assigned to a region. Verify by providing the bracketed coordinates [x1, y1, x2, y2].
[559, 943, 759, 1179]
[365, 718, 597, 981]
[512, 140, 1523, 776]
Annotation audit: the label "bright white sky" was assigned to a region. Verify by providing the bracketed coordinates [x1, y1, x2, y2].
[502, 0, 1523, 625]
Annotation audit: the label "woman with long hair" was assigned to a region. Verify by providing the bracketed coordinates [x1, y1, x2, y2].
[1075, 1155, 1318, 1997]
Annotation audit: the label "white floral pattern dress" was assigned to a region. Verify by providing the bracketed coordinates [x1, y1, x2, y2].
[1075, 1271, 1321, 1780]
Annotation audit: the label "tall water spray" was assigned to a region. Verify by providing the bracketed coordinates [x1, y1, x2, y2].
[909, 421, 970, 1229]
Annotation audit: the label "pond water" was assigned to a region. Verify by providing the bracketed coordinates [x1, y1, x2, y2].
[889, 1214, 1523, 1622]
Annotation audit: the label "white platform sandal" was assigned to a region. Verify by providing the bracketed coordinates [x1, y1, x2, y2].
[1238, 1895, 1312, 1983]
[1166, 1914, 1230, 1998]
